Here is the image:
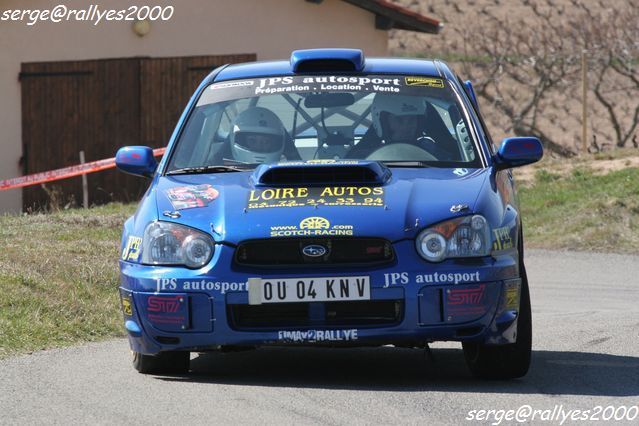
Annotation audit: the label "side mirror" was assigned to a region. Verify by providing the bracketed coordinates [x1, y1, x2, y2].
[115, 146, 157, 178]
[494, 137, 543, 170]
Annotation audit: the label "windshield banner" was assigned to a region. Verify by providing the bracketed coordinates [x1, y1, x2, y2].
[198, 74, 446, 106]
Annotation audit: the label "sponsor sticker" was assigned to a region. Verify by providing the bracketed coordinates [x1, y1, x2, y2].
[165, 184, 219, 210]
[278, 329, 358, 343]
[247, 186, 384, 209]
[405, 76, 445, 88]
[121, 236, 142, 261]
[270, 216, 354, 237]
[383, 271, 481, 287]
[210, 80, 255, 90]
[196, 74, 457, 107]
[155, 277, 249, 293]
[121, 295, 133, 316]
[493, 226, 514, 250]
[503, 280, 521, 310]
[144, 294, 189, 329]
[253, 76, 402, 95]
[416, 271, 481, 285]
[147, 295, 183, 314]
[446, 284, 487, 316]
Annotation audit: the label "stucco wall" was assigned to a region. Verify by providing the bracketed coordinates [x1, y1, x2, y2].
[0, 0, 388, 212]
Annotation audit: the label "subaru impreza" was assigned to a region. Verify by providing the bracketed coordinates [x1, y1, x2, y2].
[116, 48, 542, 379]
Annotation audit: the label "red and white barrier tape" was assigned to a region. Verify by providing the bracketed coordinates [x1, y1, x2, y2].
[0, 148, 166, 191]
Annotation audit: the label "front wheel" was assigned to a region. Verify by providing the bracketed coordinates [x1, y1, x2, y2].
[462, 264, 532, 379]
[132, 351, 190, 375]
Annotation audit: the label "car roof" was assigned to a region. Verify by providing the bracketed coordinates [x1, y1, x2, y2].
[213, 57, 448, 83]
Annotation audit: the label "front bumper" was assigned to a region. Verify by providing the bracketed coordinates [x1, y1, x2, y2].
[119, 241, 522, 355]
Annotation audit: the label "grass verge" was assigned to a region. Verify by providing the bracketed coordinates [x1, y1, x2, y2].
[0, 203, 135, 358]
[520, 166, 639, 251]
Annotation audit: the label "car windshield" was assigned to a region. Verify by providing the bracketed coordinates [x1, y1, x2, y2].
[167, 74, 482, 172]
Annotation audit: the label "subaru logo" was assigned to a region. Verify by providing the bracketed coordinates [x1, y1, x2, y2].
[302, 244, 327, 258]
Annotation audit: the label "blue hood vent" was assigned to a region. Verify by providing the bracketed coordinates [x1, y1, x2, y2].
[290, 48, 365, 73]
[252, 161, 391, 187]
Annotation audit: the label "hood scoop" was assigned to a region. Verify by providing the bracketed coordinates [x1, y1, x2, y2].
[252, 161, 391, 187]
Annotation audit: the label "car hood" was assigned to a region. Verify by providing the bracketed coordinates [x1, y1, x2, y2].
[154, 167, 489, 244]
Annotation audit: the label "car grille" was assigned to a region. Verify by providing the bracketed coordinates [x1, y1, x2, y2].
[228, 300, 403, 330]
[234, 237, 394, 268]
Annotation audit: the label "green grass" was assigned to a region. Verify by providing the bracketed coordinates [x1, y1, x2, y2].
[520, 166, 639, 252]
[2, 168, 639, 358]
[0, 203, 136, 358]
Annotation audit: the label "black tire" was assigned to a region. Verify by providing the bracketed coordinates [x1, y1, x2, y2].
[132, 351, 190, 375]
[462, 263, 532, 379]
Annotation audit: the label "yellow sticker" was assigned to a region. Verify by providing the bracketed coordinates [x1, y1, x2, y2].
[504, 286, 520, 310]
[121, 297, 133, 316]
[492, 227, 513, 251]
[248, 186, 384, 209]
[121, 236, 142, 261]
[405, 77, 445, 88]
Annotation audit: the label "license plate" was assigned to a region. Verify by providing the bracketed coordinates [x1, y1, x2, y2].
[248, 276, 370, 305]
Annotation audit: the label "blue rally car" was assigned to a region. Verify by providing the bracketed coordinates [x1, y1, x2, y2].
[115, 49, 543, 379]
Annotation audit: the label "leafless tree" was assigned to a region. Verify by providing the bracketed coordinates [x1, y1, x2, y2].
[581, 0, 639, 149]
[453, 0, 639, 155]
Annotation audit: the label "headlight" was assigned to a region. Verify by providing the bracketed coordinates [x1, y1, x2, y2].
[141, 221, 214, 268]
[416, 215, 491, 262]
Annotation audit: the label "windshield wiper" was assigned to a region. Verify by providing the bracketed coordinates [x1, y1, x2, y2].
[222, 158, 259, 167]
[166, 165, 246, 175]
[382, 161, 431, 168]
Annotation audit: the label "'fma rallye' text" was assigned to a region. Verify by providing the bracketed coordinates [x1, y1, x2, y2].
[116, 49, 543, 379]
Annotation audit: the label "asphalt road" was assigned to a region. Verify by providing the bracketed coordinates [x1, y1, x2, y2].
[1, 250, 638, 425]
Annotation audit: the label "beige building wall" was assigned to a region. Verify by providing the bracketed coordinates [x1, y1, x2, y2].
[0, 0, 389, 212]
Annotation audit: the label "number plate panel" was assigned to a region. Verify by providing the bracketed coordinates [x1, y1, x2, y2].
[248, 276, 370, 305]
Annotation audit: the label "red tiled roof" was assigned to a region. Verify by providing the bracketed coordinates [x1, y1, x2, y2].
[374, 0, 440, 26]
[341, 0, 441, 34]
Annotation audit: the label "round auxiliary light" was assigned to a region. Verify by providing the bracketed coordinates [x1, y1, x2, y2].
[418, 231, 447, 262]
[183, 236, 213, 268]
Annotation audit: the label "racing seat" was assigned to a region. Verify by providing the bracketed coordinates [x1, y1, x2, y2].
[422, 103, 462, 161]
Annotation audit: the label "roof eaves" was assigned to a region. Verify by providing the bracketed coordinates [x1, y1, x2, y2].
[341, 0, 442, 34]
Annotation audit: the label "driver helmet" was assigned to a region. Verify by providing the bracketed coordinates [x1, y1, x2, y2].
[371, 93, 427, 140]
[230, 107, 286, 164]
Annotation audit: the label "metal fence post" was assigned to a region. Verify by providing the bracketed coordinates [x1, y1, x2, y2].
[581, 50, 588, 153]
[79, 150, 89, 209]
